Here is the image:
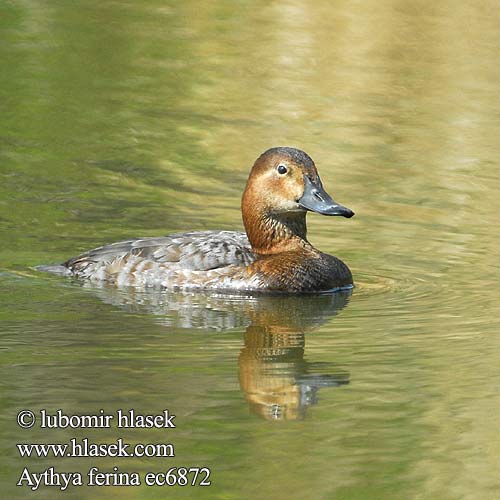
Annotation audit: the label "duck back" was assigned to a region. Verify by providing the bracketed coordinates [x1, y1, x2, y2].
[49, 231, 255, 287]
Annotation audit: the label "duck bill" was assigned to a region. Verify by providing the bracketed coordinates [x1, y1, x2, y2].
[298, 176, 354, 217]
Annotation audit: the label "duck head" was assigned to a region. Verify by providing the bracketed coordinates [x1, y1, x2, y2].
[242, 147, 354, 254]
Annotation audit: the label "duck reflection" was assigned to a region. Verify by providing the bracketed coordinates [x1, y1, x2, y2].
[90, 284, 352, 420]
[237, 292, 350, 420]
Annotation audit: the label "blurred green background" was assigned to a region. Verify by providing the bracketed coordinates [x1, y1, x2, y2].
[1, 1, 499, 498]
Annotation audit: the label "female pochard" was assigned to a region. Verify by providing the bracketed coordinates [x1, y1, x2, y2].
[39, 147, 354, 292]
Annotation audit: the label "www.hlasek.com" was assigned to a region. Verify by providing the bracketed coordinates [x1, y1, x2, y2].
[18, 438, 174, 458]
[16, 408, 211, 491]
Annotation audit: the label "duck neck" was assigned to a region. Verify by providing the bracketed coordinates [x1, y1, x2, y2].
[243, 208, 309, 255]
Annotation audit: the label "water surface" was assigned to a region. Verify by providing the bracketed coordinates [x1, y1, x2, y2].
[1, 1, 500, 499]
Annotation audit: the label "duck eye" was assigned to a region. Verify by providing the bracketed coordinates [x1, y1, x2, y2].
[277, 164, 288, 175]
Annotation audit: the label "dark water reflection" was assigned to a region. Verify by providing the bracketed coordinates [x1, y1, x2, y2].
[90, 285, 351, 421]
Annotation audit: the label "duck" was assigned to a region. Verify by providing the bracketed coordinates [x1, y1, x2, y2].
[38, 147, 354, 292]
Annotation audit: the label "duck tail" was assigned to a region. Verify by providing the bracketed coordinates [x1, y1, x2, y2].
[36, 264, 72, 276]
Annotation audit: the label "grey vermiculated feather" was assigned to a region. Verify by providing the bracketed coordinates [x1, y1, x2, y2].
[60, 231, 256, 287]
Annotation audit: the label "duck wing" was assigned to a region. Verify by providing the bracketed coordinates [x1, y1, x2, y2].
[64, 230, 255, 278]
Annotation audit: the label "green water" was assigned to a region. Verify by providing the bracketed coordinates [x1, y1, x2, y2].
[1, 1, 500, 499]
